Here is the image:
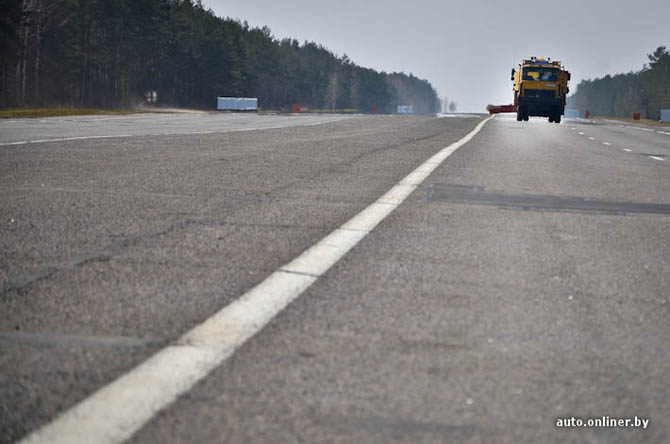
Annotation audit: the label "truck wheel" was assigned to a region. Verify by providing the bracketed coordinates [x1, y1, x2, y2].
[523, 114, 529, 121]
[555, 114, 561, 124]
[516, 111, 522, 122]
[549, 116, 554, 123]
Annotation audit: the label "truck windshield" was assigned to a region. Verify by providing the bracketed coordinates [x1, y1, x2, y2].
[523, 68, 558, 82]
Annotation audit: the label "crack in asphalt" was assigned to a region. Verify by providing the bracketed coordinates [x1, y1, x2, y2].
[2, 119, 473, 298]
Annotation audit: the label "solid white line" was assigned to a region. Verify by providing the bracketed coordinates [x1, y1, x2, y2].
[649, 156, 665, 161]
[625, 125, 654, 132]
[0, 140, 29, 146]
[603, 142, 611, 146]
[622, 148, 632, 152]
[658, 131, 670, 136]
[435, 113, 482, 119]
[0, 118, 349, 147]
[18, 115, 495, 444]
[2, 113, 193, 125]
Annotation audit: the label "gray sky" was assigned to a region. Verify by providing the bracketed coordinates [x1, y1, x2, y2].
[205, 0, 669, 112]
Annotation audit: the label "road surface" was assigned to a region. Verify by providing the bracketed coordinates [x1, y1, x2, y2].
[1, 113, 668, 444]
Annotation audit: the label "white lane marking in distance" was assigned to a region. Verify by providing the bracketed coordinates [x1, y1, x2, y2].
[603, 142, 611, 145]
[658, 131, 670, 136]
[17, 116, 496, 444]
[578, 131, 585, 135]
[622, 149, 632, 152]
[0, 118, 351, 146]
[649, 156, 665, 161]
[588, 137, 596, 140]
[626, 126, 654, 132]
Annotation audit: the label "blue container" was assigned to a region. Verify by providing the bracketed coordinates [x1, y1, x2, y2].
[217, 97, 258, 111]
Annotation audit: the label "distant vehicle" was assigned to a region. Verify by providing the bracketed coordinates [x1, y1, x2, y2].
[511, 57, 570, 123]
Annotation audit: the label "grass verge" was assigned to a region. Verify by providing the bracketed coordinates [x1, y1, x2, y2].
[595, 116, 670, 127]
[307, 109, 360, 114]
[0, 108, 152, 119]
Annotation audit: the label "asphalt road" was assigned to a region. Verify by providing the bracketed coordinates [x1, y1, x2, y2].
[1, 113, 668, 444]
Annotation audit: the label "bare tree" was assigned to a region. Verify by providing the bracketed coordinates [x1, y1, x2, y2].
[326, 71, 339, 110]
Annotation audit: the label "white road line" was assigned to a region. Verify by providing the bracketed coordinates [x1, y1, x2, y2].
[578, 131, 585, 135]
[18, 115, 495, 444]
[1, 134, 136, 146]
[622, 149, 632, 152]
[603, 142, 611, 146]
[0, 118, 349, 147]
[649, 156, 665, 161]
[588, 137, 596, 140]
[570, 127, 576, 130]
[435, 113, 482, 119]
[2, 113, 196, 125]
[625, 125, 654, 132]
[658, 131, 670, 136]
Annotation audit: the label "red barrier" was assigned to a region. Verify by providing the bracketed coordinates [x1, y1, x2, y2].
[371, 106, 376, 114]
[487, 104, 515, 114]
[585, 110, 590, 119]
[292, 104, 301, 113]
[633, 112, 641, 120]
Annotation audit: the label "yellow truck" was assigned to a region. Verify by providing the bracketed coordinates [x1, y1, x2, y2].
[511, 57, 570, 123]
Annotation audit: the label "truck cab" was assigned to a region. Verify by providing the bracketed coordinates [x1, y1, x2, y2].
[511, 57, 570, 123]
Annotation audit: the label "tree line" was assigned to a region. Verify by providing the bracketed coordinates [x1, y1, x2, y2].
[438, 96, 457, 113]
[0, 0, 440, 113]
[567, 46, 670, 120]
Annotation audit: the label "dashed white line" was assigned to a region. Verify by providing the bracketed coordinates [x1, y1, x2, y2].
[622, 148, 632, 152]
[588, 137, 596, 140]
[578, 131, 585, 135]
[649, 156, 665, 161]
[16, 116, 495, 444]
[603, 142, 611, 145]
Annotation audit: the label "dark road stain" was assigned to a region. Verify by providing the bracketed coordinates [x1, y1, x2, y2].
[396, 337, 468, 353]
[0, 331, 159, 348]
[320, 414, 477, 439]
[423, 184, 670, 216]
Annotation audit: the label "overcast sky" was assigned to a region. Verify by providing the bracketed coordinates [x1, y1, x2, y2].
[204, 0, 669, 112]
